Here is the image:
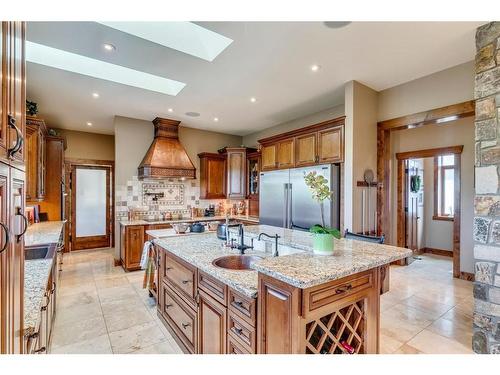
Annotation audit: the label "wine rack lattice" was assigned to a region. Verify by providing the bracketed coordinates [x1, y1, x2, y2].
[305, 299, 365, 354]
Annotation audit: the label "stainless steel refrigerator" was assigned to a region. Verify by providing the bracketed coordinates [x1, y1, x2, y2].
[259, 164, 340, 230]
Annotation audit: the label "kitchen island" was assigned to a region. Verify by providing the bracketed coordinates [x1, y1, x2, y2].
[153, 225, 411, 354]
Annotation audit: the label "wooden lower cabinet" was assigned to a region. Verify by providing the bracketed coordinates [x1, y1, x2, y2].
[198, 289, 227, 354]
[120, 225, 144, 271]
[156, 246, 382, 355]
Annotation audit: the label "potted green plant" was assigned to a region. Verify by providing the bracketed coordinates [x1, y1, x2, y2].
[304, 171, 341, 255]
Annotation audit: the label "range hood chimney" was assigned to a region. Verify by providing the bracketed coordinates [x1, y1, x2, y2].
[138, 117, 196, 180]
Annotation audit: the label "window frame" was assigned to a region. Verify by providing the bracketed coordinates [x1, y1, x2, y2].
[433, 155, 455, 221]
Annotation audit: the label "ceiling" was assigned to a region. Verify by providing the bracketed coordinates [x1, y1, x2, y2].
[26, 21, 482, 136]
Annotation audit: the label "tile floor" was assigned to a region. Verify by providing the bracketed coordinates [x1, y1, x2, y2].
[49, 248, 473, 354]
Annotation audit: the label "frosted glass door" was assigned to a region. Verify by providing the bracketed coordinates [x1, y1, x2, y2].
[75, 168, 106, 237]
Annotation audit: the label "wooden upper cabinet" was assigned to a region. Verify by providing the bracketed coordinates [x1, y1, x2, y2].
[6, 22, 25, 166]
[226, 148, 246, 199]
[198, 153, 226, 199]
[318, 126, 343, 163]
[277, 139, 294, 169]
[25, 117, 46, 201]
[295, 133, 317, 166]
[261, 144, 277, 171]
[0, 24, 7, 159]
[258, 117, 345, 171]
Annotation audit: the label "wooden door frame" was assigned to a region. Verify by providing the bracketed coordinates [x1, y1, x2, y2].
[64, 158, 114, 252]
[376, 101, 474, 280]
[396, 146, 463, 278]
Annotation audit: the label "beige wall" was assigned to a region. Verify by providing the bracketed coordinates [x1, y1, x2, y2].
[242, 104, 345, 147]
[423, 157, 453, 252]
[54, 128, 115, 161]
[344, 81, 378, 233]
[378, 61, 474, 121]
[390, 118, 474, 272]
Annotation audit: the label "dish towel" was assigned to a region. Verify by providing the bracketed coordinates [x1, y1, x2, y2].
[140, 241, 152, 269]
[142, 241, 156, 290]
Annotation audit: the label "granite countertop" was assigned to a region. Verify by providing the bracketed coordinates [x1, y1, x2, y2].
[154, 233, 267, 298]
[24, 221, 65, 336]
[24, 258, 54, 336]
[120, 215, 259, 227]
[24, 221, 65, 247]
[146, 228, 217, 239]
[154, 226, 411, 296]
[240, 225, 412, 288]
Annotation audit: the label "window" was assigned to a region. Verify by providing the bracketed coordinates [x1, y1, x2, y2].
[434, 155, 455, 221]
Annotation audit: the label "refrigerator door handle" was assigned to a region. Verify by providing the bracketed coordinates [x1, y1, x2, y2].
[287, 183, 293, 229]
[283, 183, 288, 228]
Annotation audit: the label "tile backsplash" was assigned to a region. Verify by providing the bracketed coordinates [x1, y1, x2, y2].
[116, 176, 243, 221]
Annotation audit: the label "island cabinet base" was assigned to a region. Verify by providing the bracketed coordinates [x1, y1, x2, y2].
[257, 267, 381, 354]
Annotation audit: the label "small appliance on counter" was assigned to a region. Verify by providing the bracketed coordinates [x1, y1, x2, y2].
[172, 223, 190, 234]
[204, 204, 215, 217]
[190, 222, 205, 233]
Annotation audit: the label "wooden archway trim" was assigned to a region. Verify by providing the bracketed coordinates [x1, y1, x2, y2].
[395, 145, 464, 160]
[376, 100, 474, 280]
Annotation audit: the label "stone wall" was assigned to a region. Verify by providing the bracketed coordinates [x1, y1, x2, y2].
[473, 21, 500, 354]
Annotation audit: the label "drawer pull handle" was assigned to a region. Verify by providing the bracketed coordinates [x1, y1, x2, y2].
[165, 304, 173, 309]
[182, 322, 191, 329]
[234, 300, 243, 307]
[166, 267, 173, 271]
[181, 280, 191, 284]
[335, 284, 352, 294]
[233, 327, 243, 335]
[34, 346, 46, 354]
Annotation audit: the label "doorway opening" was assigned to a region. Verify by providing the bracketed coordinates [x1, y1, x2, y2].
[65, 159, 114, 251]
[395, 146, 462, 276]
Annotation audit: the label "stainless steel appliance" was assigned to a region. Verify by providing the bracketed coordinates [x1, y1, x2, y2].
[259, 164, 340, 230]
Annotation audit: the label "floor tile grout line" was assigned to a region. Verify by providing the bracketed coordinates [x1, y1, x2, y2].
[92, 259, 114, 354]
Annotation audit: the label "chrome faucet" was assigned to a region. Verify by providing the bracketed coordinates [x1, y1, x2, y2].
[258, 232, 280, 257]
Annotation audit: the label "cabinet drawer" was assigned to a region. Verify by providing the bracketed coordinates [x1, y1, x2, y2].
[161, 285, 197, 352]
[198, 271, 227, 306]
[164, 253, 197, 304]
[228, 310, 256, 353]
[303, 269, 374, 315]
[228, 289, 256, 327]
[227, 333, 251, 354]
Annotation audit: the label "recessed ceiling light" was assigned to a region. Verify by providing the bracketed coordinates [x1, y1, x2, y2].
[250, 97, 257, 103]
[92, 92, 99, 98]
[168, 108, 173, 113]
[213, 117, 219, 122]
[311, 64, 321, 72]
[86, 122, 93, 126]
[26, 41, 186, 96]
[98, 22, 233, 62]
[323, 21, 352, 29]
[103, 43, 116, 52]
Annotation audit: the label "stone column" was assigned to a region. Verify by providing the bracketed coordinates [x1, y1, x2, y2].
[473, 21, 500, 354]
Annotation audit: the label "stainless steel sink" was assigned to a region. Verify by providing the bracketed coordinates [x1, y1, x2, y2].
[212, 255, 262, 271]
[25, 245, 55, 260]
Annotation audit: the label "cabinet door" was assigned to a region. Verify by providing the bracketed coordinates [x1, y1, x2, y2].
[226, 149, 246, 199]
[8, 168, 25, 354]
[295, 133, 317, 166]
[0, 163, 8, 353]
[198, 290, 227, 354]
[125, 226, 144, 270]
[25, 126, 38, 201]
[7, 22, 25, 165]
[199, 156, 226, 199]
[0, 23, 8, 158]
[261, 144, 277, 171]
[277, 139, 295, 168]
[318, 127, 343, 163]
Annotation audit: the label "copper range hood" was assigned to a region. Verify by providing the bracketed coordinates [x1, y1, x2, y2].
[138, 117, 196, 180]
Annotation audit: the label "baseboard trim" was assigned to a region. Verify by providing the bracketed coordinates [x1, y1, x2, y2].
[421, 247, 453, 257]
[459, 272, 474, 281]
[114, 258, 122, 267]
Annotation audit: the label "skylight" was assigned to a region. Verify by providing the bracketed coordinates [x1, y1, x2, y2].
[26, 41, 186, 96]
[98, 22, 233, 62]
